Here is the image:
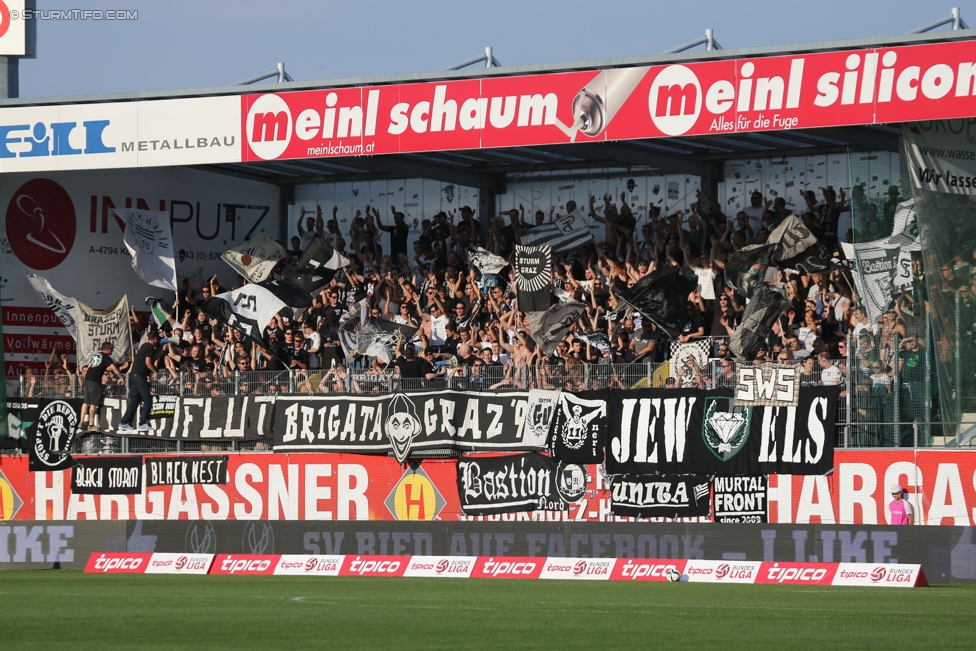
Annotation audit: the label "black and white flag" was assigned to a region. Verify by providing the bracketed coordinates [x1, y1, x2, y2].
[712, 476, 768, 523]
[27, 275, 79, 340]
[28, 398, 79, 471]
[527, 301, 587, 355]
[575, 331, 611, 353]
[76, 295, 133, 364]
[280, 266, 336, 295]
[457, 453, 586, 514]
[72, 457, 143, 495]
[359, 318, 416, 364]
[117, 209, 177, 291]
[725, 244, 773, 299]
[221, 232, 286, 283]
[521, 389, 560, 448]
[519, 209, 593, 252]
[258, 278, 313, 309]
[203, 285, 289, 342]
[768, 214, 819, 264]
[550, 389, 608, 464]
[99, 395, 275, 441]
[145, 456, 229, 486]
[617, 266, 695, 338]
[297, 234, 350, 272]
[515, 244, 552, 313]
[610, 474, 711, 519]
[729, 287, 791, 361]
[467, 246, 509, 277]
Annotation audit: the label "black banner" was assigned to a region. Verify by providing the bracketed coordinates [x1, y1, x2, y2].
[145, 456, 229, 486]
[28, 398, 79, 471]
[713, 476, 768, 523]
[457, 453, 586, 515]
[605, 387, 837, 476]
[515, 244, 552, 313]
[610, 474, 711, 519]
[99, 395, 274, 441]
[273, 390, 537, 459]
[550, 389, 607, 464]
[71, 457, 143, 494]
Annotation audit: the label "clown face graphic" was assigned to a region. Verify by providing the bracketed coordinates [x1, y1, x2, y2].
[385, 393, 422, 463]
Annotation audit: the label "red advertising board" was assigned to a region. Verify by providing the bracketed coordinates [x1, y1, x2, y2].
[83, 552, 152, 573]
[242, 40, 976, 163]
[756, 562, 837, 585]
[339, 554, 407, 577]
[471, 556, 544, 580]
[4, 449, 976, 525]
[210, 554, 280, 575]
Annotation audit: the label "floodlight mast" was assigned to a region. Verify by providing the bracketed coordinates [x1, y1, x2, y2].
[237, 62, 294, 85]
[908, 6, 968, 33]
[443, 47, 502, 71]
[663, 28, 723, 54]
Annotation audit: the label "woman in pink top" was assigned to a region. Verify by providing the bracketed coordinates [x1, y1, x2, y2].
[888, 484, 915, 525]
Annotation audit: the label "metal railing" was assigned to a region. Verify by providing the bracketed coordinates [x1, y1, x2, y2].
[6, 334, 953, 450]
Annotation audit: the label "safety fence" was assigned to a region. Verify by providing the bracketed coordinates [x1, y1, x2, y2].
[7, 324, 958, 452]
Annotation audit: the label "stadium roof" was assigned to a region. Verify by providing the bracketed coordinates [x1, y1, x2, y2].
[4, 28, 972, 188]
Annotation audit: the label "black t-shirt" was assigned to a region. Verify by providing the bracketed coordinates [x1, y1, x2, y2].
[288, 348, 310, 368]
[131, 342, 157, 377]
[84, 351, 115, 382]
[395, 356, 433, 379]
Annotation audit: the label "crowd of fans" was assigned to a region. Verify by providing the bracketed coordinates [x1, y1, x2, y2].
[19, 183, 929, 437]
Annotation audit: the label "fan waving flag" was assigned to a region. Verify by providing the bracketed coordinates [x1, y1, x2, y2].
[527, 301, 587, 355]
[221, 232, 286, 283]
[76, 295, 134, 364]
[725, 244, 773, 299]
[27, 275, 79, 340]
[515, 244, 552, 313]
[298, 234, 350, 272]
[146, 297, 175, 329]
[519, 208, 593, 253]
[203, 285, 289, 342]
[258, 278, 313, 309]
[467, 246, 509, 276]
[617, 266, 695, 339]
[116, 209, 177, 291]
[729, 286, 792, 360]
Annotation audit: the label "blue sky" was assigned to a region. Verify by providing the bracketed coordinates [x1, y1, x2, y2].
[16, 0, 976, 98]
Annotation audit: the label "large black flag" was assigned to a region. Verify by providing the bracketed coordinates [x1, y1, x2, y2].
[280, 266, 336, 295]
[729, 287, 791, 360]
[617, 266, 695, 338]
[725, 244, 773, 299]
[515, 244, 552, 313]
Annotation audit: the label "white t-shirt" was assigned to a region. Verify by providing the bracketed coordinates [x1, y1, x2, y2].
[742, 205, 765, 236]
[693, 266, 716, 300]
[821, 365, 842, 386]
[429, 314, 449, 346]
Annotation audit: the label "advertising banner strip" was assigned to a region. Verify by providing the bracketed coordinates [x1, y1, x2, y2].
[81, 553, 930, 586]
[71, 456, 143, 495]
[240, 40, 976, 164]
[144, 553, 214, 575]
[84, 552, 153, 573]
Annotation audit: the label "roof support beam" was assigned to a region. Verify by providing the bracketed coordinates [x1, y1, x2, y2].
[343, 156, 494, 189]
[536, 142, 717, 177]
[809, 126, 900, 152]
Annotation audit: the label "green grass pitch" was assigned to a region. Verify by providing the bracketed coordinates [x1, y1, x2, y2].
[1, 572, 974, 649]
